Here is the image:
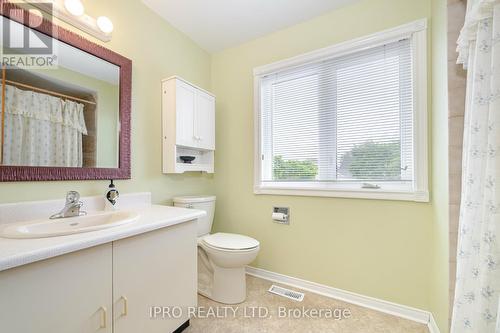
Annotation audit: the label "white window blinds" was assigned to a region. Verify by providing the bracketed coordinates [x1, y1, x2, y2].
[259, 38, 414, 186]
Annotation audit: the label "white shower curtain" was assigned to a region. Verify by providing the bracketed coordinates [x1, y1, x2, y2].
[1, 84, 87, 167]
[452, 0, 500, 332]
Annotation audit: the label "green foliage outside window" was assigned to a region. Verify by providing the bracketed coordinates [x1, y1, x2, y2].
[272, 141, 401, 181]
[345, 141, 401, 180]
[273, 156, 318, 180]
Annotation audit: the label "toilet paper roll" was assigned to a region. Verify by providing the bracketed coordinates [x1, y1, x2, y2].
[272, 212, 287, 221]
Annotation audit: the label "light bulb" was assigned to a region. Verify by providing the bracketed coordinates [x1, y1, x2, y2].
[97, 16, 113, 34]
[64, 0, 84, 16]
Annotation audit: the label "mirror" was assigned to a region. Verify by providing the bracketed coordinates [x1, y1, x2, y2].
[0, 3, 131, 181]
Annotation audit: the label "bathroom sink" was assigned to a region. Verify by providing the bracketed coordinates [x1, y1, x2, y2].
[0, 211, 140, 239]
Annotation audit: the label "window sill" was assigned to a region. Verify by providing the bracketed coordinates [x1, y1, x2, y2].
[254, 185, 429, 202]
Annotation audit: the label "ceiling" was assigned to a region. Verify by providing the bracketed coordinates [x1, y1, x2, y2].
[142, 0, 359, 53]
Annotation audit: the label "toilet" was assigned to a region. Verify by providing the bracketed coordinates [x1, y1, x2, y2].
[173, 196, 260, 304]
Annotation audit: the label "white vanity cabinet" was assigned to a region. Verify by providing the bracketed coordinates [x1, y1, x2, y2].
[0, 221, 197, 333]
[0, 244, 114, 333]
[162, 76, 215, 173]
[112, 221, 197, 333]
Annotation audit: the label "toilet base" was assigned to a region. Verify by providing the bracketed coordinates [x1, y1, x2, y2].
[198, 248, 248, 304]
[199, 266, 247, 304]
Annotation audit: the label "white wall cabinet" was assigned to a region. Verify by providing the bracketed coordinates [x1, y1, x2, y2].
[175, 80, 197, 148]
[0, 221, 197, 333]
[194, 90, 216, 150]
[162, 76, 215, 173]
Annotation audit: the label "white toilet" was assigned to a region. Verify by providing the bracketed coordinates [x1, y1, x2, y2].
[173, 196, 260, 304]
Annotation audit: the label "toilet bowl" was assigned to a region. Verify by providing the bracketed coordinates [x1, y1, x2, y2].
[173, 196, 260, 304]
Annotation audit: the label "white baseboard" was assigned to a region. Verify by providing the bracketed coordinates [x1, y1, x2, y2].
[246, 266, 440, 333]
[428, 314, 440, 333]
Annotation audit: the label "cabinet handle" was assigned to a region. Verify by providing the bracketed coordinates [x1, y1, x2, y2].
[99, 306, 107, 329]
[120, 296, 128, 316]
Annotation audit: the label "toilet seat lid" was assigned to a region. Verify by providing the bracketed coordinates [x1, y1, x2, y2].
[203, 233, 259, 250]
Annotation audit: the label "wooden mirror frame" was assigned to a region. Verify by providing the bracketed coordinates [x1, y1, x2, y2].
[0, 1, 131, 181]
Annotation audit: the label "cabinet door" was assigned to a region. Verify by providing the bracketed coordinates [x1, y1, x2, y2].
[175, 80, 197, 147]
[113, 221, 197, 333]
[0, 244, 113, 333]
[195, 90, 215, 150]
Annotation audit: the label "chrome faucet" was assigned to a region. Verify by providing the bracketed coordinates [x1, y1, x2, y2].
[50, 191, 87, 219]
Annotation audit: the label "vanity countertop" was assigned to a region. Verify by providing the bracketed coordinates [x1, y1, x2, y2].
[0, 204, 205, 272]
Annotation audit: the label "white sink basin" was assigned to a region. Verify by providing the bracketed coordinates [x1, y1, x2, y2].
[0, 211, 140, 239]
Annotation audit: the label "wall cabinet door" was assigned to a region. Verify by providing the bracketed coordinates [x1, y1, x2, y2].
[195, 90, 215, 150]
[175, 80, 197, 147]
[112, 221, 197, 333]
[0, 244, 113, 333]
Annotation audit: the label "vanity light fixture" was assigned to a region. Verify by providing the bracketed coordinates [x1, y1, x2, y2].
[29, 0, 113, 42]
[63, 0, 84, 17]
[96, 16, 113, 34]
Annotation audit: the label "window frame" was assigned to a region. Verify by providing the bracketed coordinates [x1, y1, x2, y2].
[253, 19, 429, 202]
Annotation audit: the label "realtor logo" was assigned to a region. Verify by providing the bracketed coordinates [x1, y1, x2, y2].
[1, 2, 57, 68]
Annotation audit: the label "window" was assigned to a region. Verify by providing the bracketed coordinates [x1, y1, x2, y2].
[254, 20, 428, 202]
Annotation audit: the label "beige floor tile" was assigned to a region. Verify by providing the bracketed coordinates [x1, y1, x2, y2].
[184, 276, 429, 333]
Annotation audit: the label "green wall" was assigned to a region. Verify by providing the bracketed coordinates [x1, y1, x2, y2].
[211, 0, 435, 314]
[0, 0, 214, 204]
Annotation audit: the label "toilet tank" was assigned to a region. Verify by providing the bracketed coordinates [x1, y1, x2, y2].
[173, 196, 216, 237]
